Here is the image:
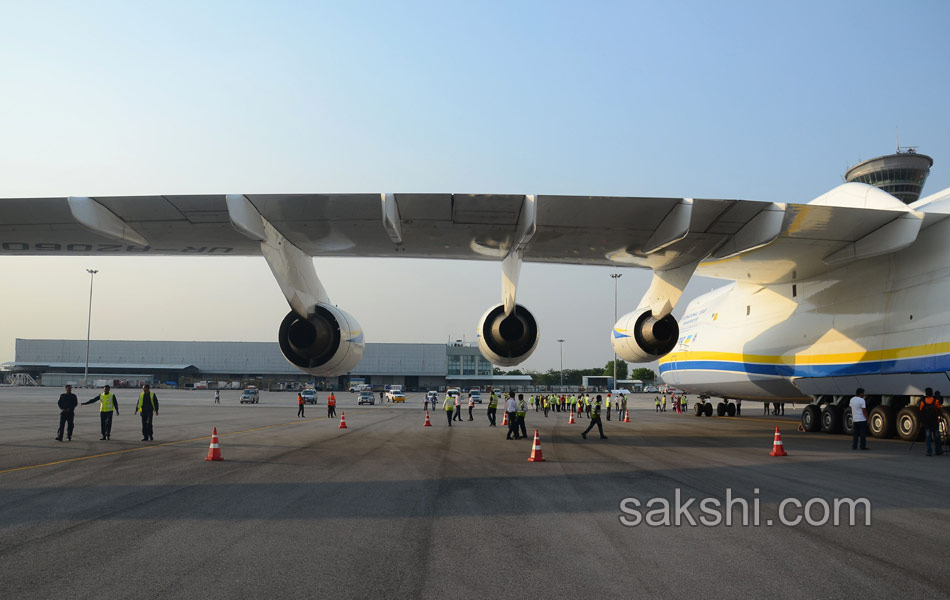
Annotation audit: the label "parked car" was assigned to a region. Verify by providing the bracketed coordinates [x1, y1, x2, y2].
[358, 391, 375, 405]
[643, 385, 659, 393]
[470, 390, 482, 404]
[301, 389, 318, 404]
[240, 388, 260, 404]
[610, 388, 632, 396]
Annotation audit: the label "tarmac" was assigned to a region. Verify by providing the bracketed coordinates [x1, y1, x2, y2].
[1, 387, 948, 599]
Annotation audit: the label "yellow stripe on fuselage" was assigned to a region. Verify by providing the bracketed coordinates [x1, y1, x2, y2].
[659, 341, 950, 366]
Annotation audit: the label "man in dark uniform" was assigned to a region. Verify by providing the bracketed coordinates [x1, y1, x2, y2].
[135, 384, 159, 441]
[55, 384, 78, 441]
[919, 387, 944, 456]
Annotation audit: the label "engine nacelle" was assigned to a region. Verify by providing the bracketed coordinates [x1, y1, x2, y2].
[477, 303, 539, 367]
[611, 309, 679, 363]
[278, 304, 364, 376]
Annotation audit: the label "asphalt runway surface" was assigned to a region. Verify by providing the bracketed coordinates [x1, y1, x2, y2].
[1, 388, 948, 600]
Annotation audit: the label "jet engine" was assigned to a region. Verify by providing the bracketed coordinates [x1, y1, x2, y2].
[611, 309, 679, 363]
[477, 303, 539, 367]
[278, 304, 364, 375]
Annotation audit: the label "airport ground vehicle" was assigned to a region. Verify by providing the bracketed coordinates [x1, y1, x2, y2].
[358, 391, 375, 405]
[301, 389, 317, 404]
[611, 388, 632, 396]
[387, 388, 406, 403]
[240, 388, 260, 404]
[349, 383, 371, 393]
[426, 390, 439, 404]
[470, 390, 482, 403]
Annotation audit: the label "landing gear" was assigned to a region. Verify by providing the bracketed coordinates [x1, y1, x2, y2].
[716, 402, 726, 416]
[726, 402, 736, 417]
[896, 406, 921, 441]
[694, 403, 704, 417]
[801, 405, 820, 432]
[703, 402, 712, 417]
[820, 405, 842, 433]
[868, 405, 894, 438]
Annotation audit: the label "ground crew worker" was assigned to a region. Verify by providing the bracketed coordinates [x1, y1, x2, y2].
[606, 395, 611, 421]
[55, 384, 78, 441]
[423, 395, 429, 411]
[585, 394, 591, 417]
[542, 395, 550, 418]
[919, 387, 944, 456]
[516, 394, 528, 439]
[135, 384, 159, 441]
[764, 401, 770, 415]
[297, 393, 305, 417]
[681, 395, 687, 412]
[505, 393, 520, 439]
[443, 392, 456, 426]
[533, 395, 539, 412]
[581, 395, 607, 440]
[453, 393, 463, 422]
[621, 395, 628, 419]
[736, 399, 741, 416]
[468, 393, 475, 421]
[655, 396, 661, 412]
[487, 393, 498, 426]
[327, 392, 337, 418]
[82, 385, 119, 440]
[214, 390, 220, 404]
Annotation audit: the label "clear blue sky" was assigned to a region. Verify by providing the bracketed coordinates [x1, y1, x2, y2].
[1, 1, 949, 371]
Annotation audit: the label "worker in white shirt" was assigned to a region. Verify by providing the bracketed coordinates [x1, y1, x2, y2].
[467, 393, 475, 421]
[505, 393, 520, 440]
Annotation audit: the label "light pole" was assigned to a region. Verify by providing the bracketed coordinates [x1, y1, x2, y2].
[557, 339, 565, 388]
[83, 269, 98, 387]
[610, 273, 622, 389]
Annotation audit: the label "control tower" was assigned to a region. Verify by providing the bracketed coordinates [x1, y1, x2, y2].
[845, 148, 933, 204]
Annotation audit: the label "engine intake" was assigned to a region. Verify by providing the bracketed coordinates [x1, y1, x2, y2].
[278, 304, 364, 375]
[612, 309, 679, 362]
[477, 303, 539, 367]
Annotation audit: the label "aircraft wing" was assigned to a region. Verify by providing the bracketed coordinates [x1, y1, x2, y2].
[0, 185, 923, 284]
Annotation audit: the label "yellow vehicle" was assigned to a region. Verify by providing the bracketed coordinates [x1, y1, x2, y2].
[386, 387, 406, 403]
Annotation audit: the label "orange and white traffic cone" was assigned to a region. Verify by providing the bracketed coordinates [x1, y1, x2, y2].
[569, 410, 575, 424]
[623, 410, 630, 423]
[769, 426, 787, 456]
[424, 411, 432, 427]
[528, 429, 546, 462]
[502, 411, 509, 426]
[205, 427, 223, 461]
[339, 411, 348, 429]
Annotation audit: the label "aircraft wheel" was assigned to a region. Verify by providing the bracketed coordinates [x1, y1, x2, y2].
[896, 406, 921, 441]
[726, 402, 736, 417]
[703, 402, 713, 417]
[939, 410, 949, 441]
[801, 405, 820, 432]
[716, 402, 726, 416]
[695, 403, 704, 417]
[842, 408, 854, 435]
[820, 405, 842, 433]
[868, 406, 894, 438]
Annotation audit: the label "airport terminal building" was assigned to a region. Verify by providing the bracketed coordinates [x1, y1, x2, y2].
[3, 338, 530, 391]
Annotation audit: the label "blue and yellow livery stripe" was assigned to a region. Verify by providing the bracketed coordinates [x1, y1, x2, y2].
[613, 328, 630, 339]
[659, 342, 950, 378]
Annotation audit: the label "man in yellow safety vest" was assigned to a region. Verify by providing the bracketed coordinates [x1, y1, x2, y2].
[82, 384, 119, 440]
[135, 384, 160, 441]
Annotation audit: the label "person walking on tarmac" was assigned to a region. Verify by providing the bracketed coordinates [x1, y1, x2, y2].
[82, 385, 119, 440]
[655, 396, 661, 412]
[327, 392, 337, 418]
[297, 392, 305, 418]
[505, 392, 520, 439]
[135, 384, 159, 441]
[443, 392, 456, 426]
[516, 394, 528, 440]
[214, 390, 220, 404]
[487, 393, 498, 426]
[467, 393, 475, 421]
[452, 393, 463, 422]
[55, 384, 79, 441]
[918, 387, 944, 456]
[582, 395, 608, 440]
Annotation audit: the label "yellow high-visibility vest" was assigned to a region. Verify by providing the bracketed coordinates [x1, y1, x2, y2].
[99, 392, 115, 412]
[137, 392, 157, 411]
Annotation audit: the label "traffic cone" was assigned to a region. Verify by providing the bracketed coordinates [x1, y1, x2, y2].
[569, 410, 575, 424]
[339, 411, 348, 429]
[527, 429, 546, 462]
[769, 426, 787, 456]
[424, 411, 432, 427]
[205, 427, 223, 461]
[502, 411, 508, 426]
[623, 409, 630, 423]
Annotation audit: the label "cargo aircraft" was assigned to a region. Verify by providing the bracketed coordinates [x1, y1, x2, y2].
[2, 181, 948, 440]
